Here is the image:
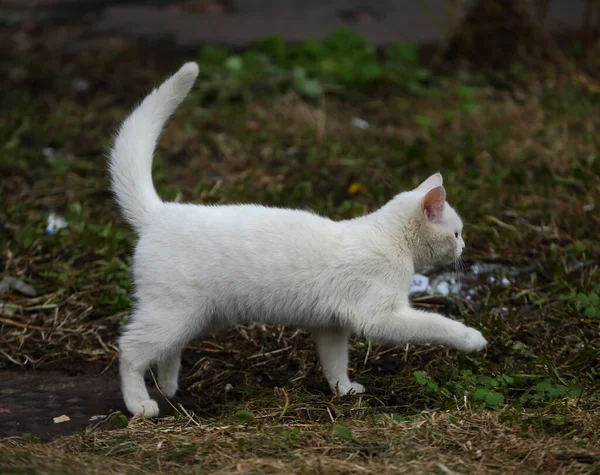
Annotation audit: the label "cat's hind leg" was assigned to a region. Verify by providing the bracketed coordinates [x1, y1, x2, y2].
[119, 314, 161, 418]
[157, 349, 181, 398]
[119, 302, 206, 417]
[314, 329, 365, 396]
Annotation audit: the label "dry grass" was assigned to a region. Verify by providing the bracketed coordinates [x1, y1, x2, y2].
[2, 406, 599, 474]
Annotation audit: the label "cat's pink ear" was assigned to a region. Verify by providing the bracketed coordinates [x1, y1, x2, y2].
[422, 186, 446, 221]
[417, 173, 443, 192]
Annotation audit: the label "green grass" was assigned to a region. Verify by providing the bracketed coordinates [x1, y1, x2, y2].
[1, 28, 599, 474]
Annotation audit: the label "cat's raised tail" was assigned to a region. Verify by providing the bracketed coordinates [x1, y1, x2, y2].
[109, 62, 200, 232]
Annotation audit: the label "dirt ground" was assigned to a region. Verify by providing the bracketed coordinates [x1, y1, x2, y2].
[0, 368, 211, 440]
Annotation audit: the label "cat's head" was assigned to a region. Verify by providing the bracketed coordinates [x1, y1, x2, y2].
[389, 173, 464, 268]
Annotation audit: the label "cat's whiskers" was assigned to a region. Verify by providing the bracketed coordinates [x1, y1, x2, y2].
[453, 256, 466, 282]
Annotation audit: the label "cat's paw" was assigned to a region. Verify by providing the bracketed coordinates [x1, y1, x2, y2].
[338, 381, 366, 396]
[456, 326, 488, 353]
[129, 398, 160, 418]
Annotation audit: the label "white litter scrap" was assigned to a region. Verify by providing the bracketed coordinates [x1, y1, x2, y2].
[0, 276, 37, 297]
[42, 147, 57, 163]
[46, 213, 68, 235]
[351, 117, 369, 130]
[72, 78, 90, 93]
[409, 274, 429, 294]
[428, 273, 462, 296]
[88, 415, 106, 422]
[53, 414, 70, 424]
[436, 281, 450, 295]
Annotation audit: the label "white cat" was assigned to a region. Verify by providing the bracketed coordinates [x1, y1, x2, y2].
[110, 62, 487, 418]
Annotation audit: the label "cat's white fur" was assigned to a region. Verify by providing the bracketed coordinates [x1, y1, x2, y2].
[110, 62, 487, 418]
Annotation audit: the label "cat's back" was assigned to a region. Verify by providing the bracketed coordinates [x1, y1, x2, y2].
[138, 202, 345, 263]
[157, 201, 336, 235]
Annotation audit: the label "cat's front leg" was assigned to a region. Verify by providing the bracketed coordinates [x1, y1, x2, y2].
[313, 329, 365, 396]
[359, 306, 487, 353]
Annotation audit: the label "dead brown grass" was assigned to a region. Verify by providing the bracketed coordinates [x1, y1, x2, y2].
[2, 406, 598, 474]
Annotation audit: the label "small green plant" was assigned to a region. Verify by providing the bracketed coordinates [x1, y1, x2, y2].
[235, 410, 255, 424]
[413, 371, 439, 393]
[509, 62, 528, 80]
[271, 428, 300, 451]
[575, 291, 600, 318]
[107, 412, 129, 429]
[194, 28, 428, 100]
[523, 379, 583, 403]
[564, 284, 600, 318]
[442, 370, 510, 408]
[333, 423, 352, 441]
[471, 374, 513, 408]
[414, 114, 432, 128]
[280, 428, 300, 442]
[456, 85, 479, 113]
[415, 370, 583, 410]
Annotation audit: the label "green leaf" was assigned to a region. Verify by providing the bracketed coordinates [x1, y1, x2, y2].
[567, 385, 583, 398]
[235, 410, 255, 423]
[576, 293, 590, 308]
[225, 56, 244, 72]
[476, 376, 493, 386]
[293, 67, 323, 98]
[199, 45, 229, 66]
[107, 412, 129, 429]
[334, 424, 352, 440]
[461, 102, 480, 113]
[358, 63, 382, 81]
[413, 371, 427, 385]
[387, 42, 419, 66]
[584, 306, 599, 318]
[297, 79, 323, 98]
[300, 38, 324, 59]
[484, 391, 504, 407]
[534, 380, 554, 392]
[473, 388, 489, 401]
[415, 115, 431, 127]
[568, 242, 588, 254]
[253, 36, 287, 64]
[457, 85, 476, 100]
[414, 371, 439, 393]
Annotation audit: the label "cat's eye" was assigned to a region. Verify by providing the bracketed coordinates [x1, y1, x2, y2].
[454, 232, 459, 238]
